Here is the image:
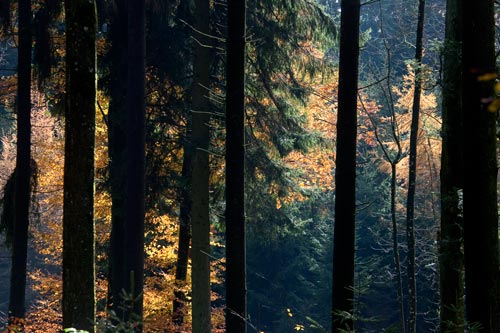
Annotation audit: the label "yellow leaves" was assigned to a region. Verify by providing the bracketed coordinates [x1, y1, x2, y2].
[392, 64, 437, 113]
[487, 98, 500, 113]
[285, 309, 306, 331]
[477, 72, 497, 82]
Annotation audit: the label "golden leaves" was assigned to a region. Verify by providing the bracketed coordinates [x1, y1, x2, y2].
[477, 72, 497, 82]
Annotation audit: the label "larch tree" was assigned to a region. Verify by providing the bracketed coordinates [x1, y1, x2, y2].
[332, 0, 359, 331]
[225, 0, 247, 331]
[8, 0, 31, 329]
[462, 0, 500, 331]
[405, 0, 426, 332]
[62, 0, 97, 331]
[123, 0, 146, 329]
[190, 0, 212, 331]
[439, 0, 464, 331]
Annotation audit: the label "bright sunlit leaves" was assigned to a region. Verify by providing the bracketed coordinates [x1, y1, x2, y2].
[294, 324, 305, 331]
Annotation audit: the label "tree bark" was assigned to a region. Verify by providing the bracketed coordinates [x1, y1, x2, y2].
[439, 0, 464, 331]
[462, 0, 500, 331]
[62, 0, 97, 331]
[173, 138, 192, 328]
[390, 162, 406, 333]
[405, 1, 425, 332]
[8, 0, 31, 329]
[190, 0, 212, 331]
[332, 0, 359, 331]
[225, 0, 247, 332]
[107, 0, 128, 322]
[123, 0, 146, 330]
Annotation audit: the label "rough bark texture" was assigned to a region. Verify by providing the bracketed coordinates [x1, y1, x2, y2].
[107, 0, 128, 321]
[225, 0, 247, 332]
[62, 0, 97, 331]
[439, 0, 464, 331]
[124, 0, 146, 330]
[405, 1, 425, 332]
[332, 0, 359, 331]
[8, 0, 31, 329]
[190, 0, 212, 331]
[462, 0, 500, 332]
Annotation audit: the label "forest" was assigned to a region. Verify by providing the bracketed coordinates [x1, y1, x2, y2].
[0, 0, 499, 332]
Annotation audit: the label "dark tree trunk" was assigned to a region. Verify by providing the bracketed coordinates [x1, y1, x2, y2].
[390, 162, 406, 333]
[8, 0, 31, 329]
[107, 0, 128, 322]
[332, 0, 359, 331]
[462, 0, 500, 331]
[439, 0, 464, 331]
[173, 138, 192, 327]
[225, 0, 247, 332]
[190, 0, 212, 331]
[405, 1, 425, 332]
[62, 0, 97, 331]
[123, 0, 146, 330]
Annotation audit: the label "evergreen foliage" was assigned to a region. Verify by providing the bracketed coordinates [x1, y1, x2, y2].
[0, 1, 10, 32]
[33, 0, 62, 87]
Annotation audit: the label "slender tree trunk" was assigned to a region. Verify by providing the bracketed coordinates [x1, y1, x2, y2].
[190, 0, 212, 331]
[462, 0, 500, 331]
[7, 0, 31, 329]
[62, 0, 97, 331]
[107, 0, 128, 321]
[439, 0, 464, 331]
[332, 0, 359, 332]
[405, 1, 425, 332]
[225, 0, 247, 331]
[173, 133, 192, 328]
[123, 0, 146, 330]
[390, 162, 406, 333]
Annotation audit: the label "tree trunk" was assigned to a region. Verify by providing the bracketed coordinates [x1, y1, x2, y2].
[439, 0, 464, 331]
[62, 0, 97, 331]
[190, 0, 212, 331]
[462, 0, 500, 331]
[107, 0, 128, 322]
[173, 132, 192, 328]
[405, 1, 425, 332]
[225, 0, 247, 331]
[332, 0, 359, 331]
[108, 0, 127, 319]
[390, 162, 406, 333]
[123, 0, 146, 330]
[8, 0, 31, 330]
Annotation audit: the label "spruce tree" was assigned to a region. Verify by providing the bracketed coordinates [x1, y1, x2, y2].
[106, 0, 128, 321]
[332, 0, 359, 331]
[462, 0, 500, 331]
[191, 0, 212, 331]
[123, 0, 146, 329]
[225, 0, 247, 331]
[439, 0, 464, 331]
[62, 0, 97, 331]
[8, 0, 31, 329]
